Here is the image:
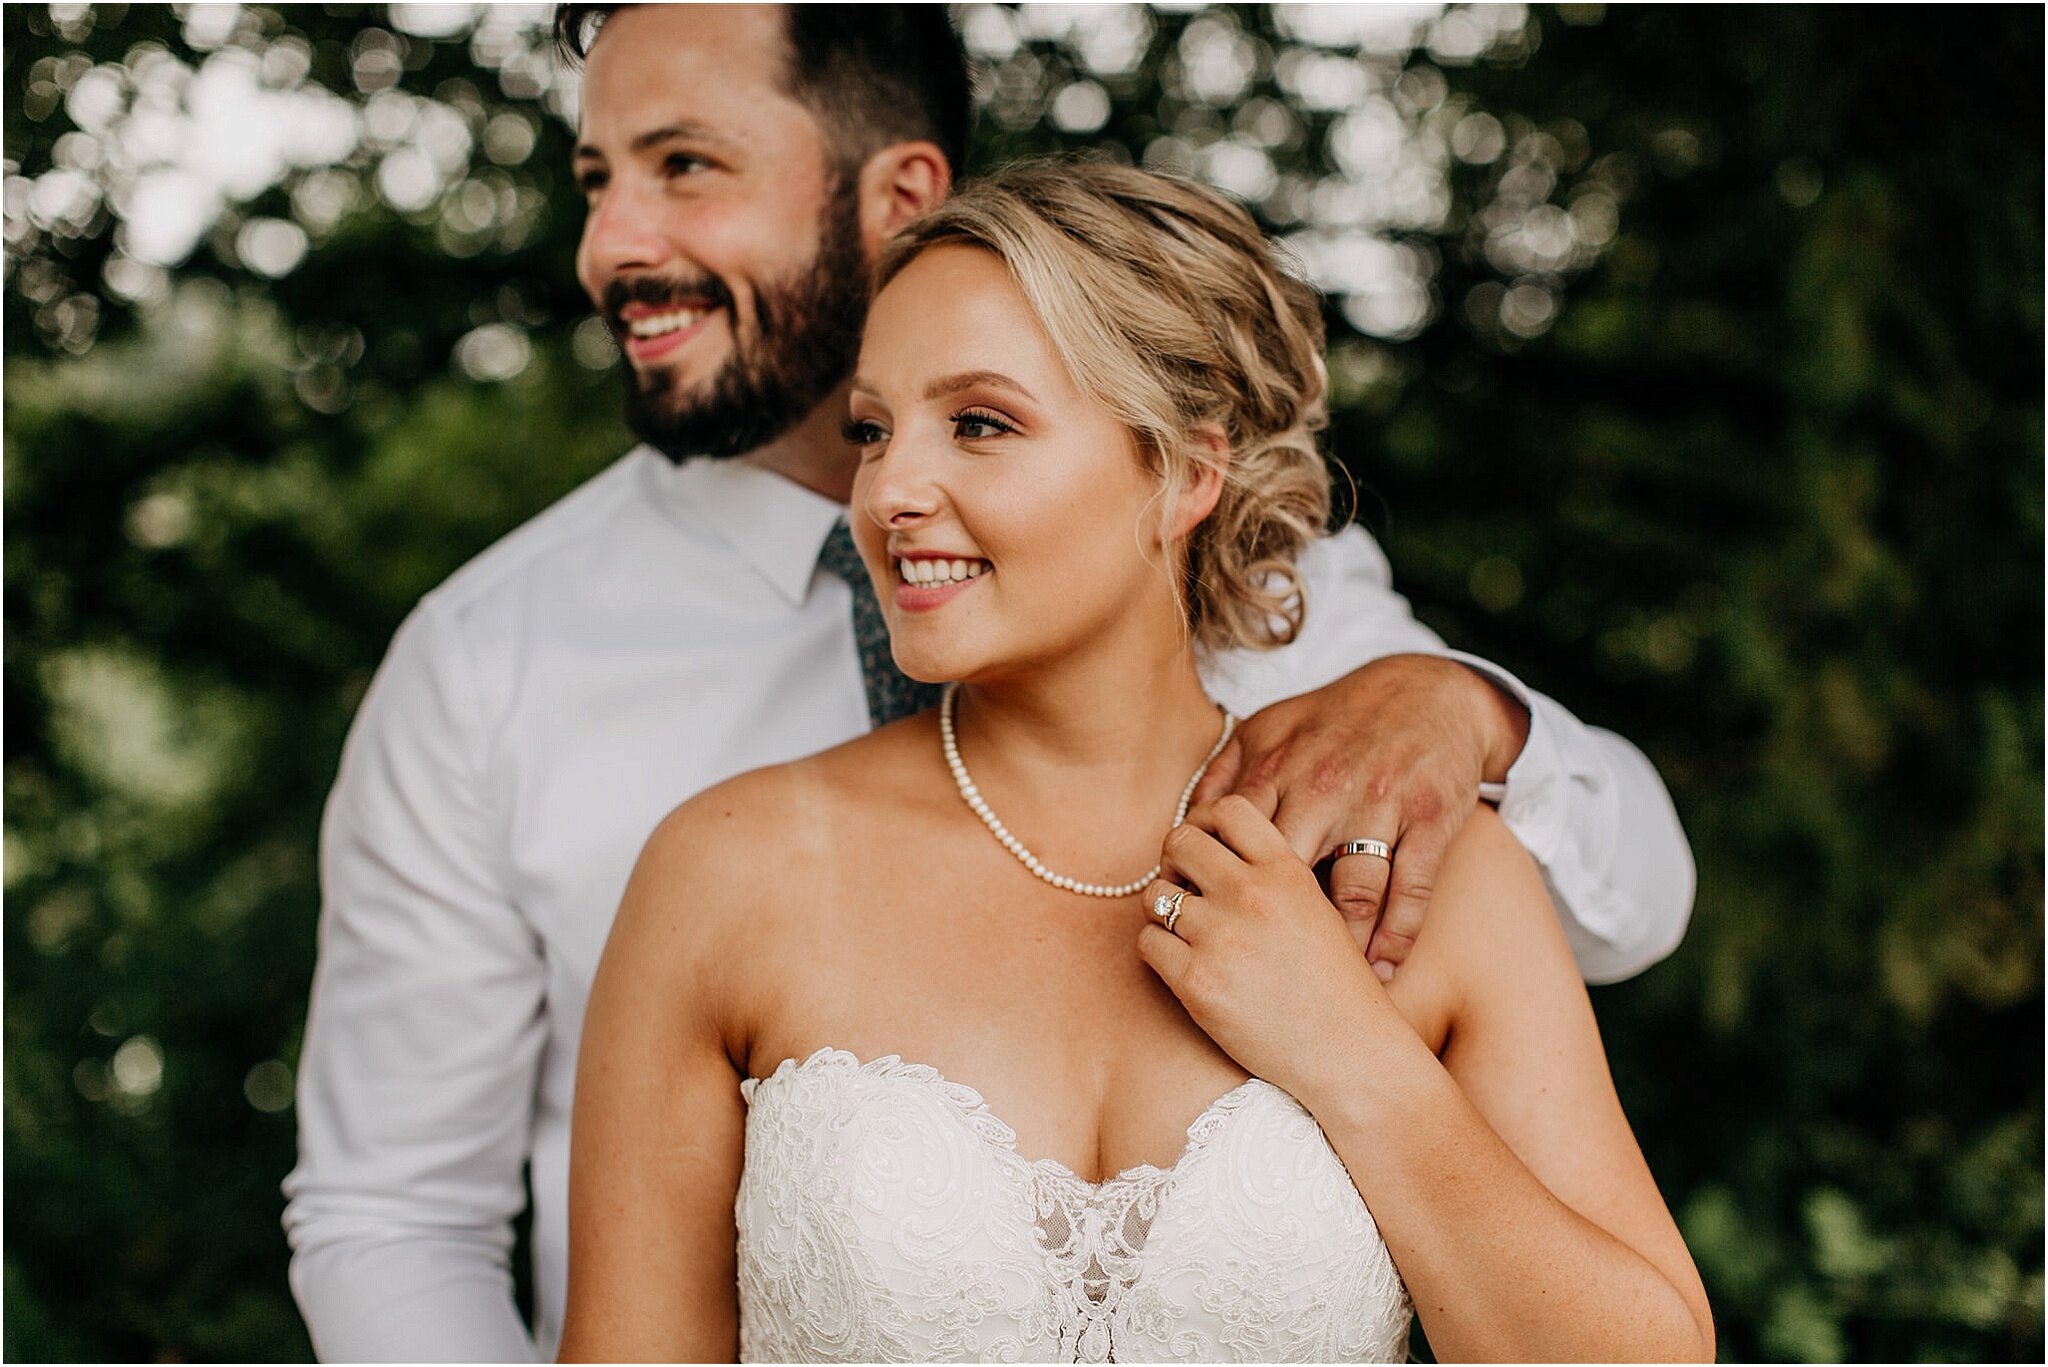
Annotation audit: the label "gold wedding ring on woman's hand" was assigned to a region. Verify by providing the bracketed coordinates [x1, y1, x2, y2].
[1337, 838, 1392, 861]
[1152, 887, 1188, 934]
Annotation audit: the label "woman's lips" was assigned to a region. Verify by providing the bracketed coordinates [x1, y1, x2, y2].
[893, 572, 986, 613]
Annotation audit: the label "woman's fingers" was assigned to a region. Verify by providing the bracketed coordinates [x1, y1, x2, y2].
[1142, 878, 1207, 942]
[1183, 794, 1294, 866]
[1135, 921, 1193, 993]
[1159, 818, 1240, 893]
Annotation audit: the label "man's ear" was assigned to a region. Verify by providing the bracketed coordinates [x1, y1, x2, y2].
[857, 142, 952, 253]
[1169, 426, 1230, 542]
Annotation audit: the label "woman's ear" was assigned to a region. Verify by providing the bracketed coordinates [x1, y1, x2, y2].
[857, 141, 952, 255]
[1168, 426, 1230, 542]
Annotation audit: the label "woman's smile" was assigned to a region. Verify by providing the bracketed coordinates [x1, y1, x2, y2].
[891, 552, 992, 612]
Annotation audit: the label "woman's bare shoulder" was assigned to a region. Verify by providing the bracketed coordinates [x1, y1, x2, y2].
[1387, 806, 1572, 1037]
[629, 713, 945, 920]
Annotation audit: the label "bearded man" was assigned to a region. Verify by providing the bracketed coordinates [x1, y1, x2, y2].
[282, 5, 1694, 1360]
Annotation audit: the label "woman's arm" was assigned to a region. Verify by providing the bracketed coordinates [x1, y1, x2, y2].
[556, 803, 752, 1363]
[1139, 800, 1712, 1363]
[1308, 811, 1711, 1361]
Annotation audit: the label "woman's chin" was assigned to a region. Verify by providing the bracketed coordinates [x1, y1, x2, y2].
[893, 645, 1019, 691]
[891, 648, 962, 687]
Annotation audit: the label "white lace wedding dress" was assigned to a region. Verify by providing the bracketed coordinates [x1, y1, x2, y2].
[735, 1048, 1412, 1362]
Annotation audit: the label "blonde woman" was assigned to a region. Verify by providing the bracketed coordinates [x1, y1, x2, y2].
[558, 161, 1713, 1363]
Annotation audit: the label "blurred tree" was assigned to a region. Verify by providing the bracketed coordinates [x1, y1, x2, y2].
[4, 4, 2040, 1361]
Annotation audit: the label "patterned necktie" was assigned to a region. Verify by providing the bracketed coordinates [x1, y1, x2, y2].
[817, 521, 944, 727]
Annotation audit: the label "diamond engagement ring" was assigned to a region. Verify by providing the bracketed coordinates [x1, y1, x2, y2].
[1337, 839, 1393, 861]
[1152, 888, 1188, 933]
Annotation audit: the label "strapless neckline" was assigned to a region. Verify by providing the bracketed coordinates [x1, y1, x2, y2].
[743, 1046, 1267, 1191]
[735, 1042, 1412, 1361]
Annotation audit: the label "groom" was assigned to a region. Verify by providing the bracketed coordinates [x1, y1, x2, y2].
[283, 5, 1695, 1361]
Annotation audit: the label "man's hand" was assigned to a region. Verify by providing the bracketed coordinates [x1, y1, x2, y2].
[1191, 654, 1530, 978]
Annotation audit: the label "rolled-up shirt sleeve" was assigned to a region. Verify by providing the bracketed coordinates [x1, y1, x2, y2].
[1434, 648, 1696, 983]
[1219, 525, 1696, 983]
[282, 600, 543, 1362]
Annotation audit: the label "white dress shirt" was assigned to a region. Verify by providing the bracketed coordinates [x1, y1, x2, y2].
[281, 447, 1694, 1362]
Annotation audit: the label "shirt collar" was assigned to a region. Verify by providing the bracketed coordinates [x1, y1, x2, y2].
[649, 447, 849, 606]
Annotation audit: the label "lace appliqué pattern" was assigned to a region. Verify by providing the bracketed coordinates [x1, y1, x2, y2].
[735, 1049, 1411, 1363]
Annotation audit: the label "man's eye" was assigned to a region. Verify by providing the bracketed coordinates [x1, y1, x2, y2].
[664, 154, 709, 177]
[577, 171, 608, 197]
[842, 419, 886, 448]
[953, 410, 1016, 440]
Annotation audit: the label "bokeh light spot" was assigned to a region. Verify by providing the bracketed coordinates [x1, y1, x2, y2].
[1499, 280, 1558, 337]
[235, 217, 309, 277]
[111, 1036, 164, 1098]
[572, 315, 619, 370]
[484, 110, 538, 165]
[1776, 157, 1823, 208]
[1050, 80, 1112, 134]
[1469, 556, 1526, 612]
[244, 1060, 296, 1113]
[73, 1058, 111, 1103]
[455, 322, 532, 382]
[127, 491, 195, 550]
[1452, 110, 1506, 163]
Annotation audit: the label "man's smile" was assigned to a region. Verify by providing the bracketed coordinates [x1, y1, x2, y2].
[618, 302, 720, 365]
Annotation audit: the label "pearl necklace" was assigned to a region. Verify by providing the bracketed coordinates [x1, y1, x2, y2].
[940, 681, 1237, 898]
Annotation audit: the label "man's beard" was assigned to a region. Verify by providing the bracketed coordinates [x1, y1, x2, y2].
[610, 178, 869, 463]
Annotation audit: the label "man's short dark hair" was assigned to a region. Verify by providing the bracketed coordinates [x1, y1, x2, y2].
[554, 4, 972, 178]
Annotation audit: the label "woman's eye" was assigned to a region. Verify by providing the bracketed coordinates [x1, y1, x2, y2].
[953, 410, 1016, 440]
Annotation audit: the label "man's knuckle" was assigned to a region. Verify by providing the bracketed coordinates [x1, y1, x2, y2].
[1391, 881, 1434, 915]
[1331, 884, 1383, 918]
[1247, 741, 1291, 786]
[1308, 755, 1352, 797]
[1376, 927, 1418, 957]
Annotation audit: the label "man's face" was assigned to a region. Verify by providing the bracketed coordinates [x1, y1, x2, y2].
[572, 4, 868, 461]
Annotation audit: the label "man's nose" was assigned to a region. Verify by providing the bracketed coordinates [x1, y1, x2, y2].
[577, 182, 672, 291]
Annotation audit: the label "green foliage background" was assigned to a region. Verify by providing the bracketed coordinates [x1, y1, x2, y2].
[4, 4, 2040, 1361]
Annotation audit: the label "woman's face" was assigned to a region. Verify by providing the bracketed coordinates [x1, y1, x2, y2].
[847, 244, 1183, 686]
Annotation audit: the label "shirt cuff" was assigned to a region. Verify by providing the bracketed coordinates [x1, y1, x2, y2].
[1432, 649, 1569, 871]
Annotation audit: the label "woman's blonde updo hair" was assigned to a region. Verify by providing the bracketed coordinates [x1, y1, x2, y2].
[872, 157, 1333, 653]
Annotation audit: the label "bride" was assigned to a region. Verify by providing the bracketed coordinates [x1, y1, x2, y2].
[556, 160, 1713, 1363]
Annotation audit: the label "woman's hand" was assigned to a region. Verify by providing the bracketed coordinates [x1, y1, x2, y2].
[1188, 654, 1529, 976]
[1136, 794, 1404, 1106]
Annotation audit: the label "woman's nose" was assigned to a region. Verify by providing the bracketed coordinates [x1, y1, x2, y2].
[860, 432, 944, 530]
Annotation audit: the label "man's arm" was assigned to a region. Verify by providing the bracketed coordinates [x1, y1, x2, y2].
[557, 798, 752, 1362]
[1197, 524, 1696, 985]
[282, 602, 544, 1362]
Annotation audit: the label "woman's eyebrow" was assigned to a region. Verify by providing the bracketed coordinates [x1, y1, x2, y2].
[921, 370, 1037, 403]
[848, 370, 1041, 403]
